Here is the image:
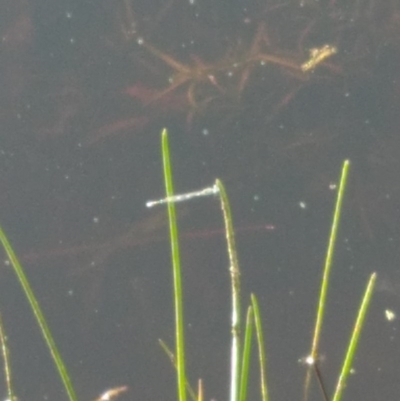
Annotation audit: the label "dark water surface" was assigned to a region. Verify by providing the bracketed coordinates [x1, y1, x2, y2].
[1, 1, 400, 400]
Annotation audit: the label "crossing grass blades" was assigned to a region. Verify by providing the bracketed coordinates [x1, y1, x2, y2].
[0, 129, 376, 401]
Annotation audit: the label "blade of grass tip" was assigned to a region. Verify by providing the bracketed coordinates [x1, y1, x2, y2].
[158, 339, 197, 401]
[251, 294, 269, 401]
[197, 379, 203, 401]
[161, 128, 187, 401]
[0, 312, 16, 401]
[239, 305, 254, 401]
[215, 179, 241, 401]
[0, 225, 77, 401]
[303, 160, 350, 401]
[332, 272, 377, 401]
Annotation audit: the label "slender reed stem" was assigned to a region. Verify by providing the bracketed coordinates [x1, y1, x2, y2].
[304, 160, 350, 401]
[161, 129, 187, 401]
[311, 160, 350, 358]
[332, 272, 377, 401]
[0, 313, 15, 401]
[215, 179, 241, 401]
[239, 306, 253, 401]
[251, 294, 269, 401]
[0, 225, 77, 401]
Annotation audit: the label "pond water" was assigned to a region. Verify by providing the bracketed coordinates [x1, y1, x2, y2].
[1, 1, 400, 401]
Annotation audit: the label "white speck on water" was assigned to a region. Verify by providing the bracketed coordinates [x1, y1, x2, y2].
[385, 309, 396, 321]
[299, 201, 307, 209]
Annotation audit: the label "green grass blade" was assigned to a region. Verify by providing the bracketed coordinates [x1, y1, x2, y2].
[215, 179, 241, 401]
[0, 312, 16, 401]
[0, 225, 77, 401]
[239, 305, 253, 401]
[251, 294, 269, 401]
[311, 159, 350, 357]
[304, 160, 350, 400]
[332, 272, 377, 401]
[161, 128, 187, 401]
